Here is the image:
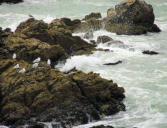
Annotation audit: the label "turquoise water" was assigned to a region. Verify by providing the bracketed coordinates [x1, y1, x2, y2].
[0, 0, 167, 128]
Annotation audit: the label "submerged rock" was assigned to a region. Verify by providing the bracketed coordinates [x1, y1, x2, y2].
[103, 60, 122, 65]
[104, 0, 161, 35]
[90, 125, 114, 128]
[142, 50, 159, 55]
[97, 36, 113, 44]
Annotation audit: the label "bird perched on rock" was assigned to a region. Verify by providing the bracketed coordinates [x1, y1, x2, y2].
[47, 59, 51, 65]
[29, 14, 34, 18]
[19, 68, 26, 73]
[32, 63, 39, 68]
[12, 53, 17, 59]
[33, 57, 41, 63]
[13, 64, 19, 69]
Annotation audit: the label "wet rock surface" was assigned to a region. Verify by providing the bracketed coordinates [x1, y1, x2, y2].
[103, 60, 122, 66]
[0, 17, 125, 127]
[103, 0, 161, 35]
[142, 50, 159, 55]
[97, 36, 113, 44]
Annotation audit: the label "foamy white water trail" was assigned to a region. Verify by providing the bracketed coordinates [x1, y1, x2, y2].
[0, 0, 167, 128]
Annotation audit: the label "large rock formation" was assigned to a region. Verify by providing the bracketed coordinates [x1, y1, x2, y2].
[0, 17, 125, 127]
[104, 0, 161, 35]
[0, 60, 125, 127]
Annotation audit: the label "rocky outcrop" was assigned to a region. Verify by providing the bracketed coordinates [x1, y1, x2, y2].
[2, 33, 68, 65]
[0, 0, 23, 4]
[0, 60, 125, 127]
[104, 0, 161, 35]
[15, 18, 95, 55]
[0, 16, 125, 127]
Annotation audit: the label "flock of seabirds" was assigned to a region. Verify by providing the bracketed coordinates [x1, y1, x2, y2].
[13, 53, 51, 73]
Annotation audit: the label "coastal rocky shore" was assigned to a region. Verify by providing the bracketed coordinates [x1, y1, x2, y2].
[0, 0, 161, 128]
[0, 18, 125, 128]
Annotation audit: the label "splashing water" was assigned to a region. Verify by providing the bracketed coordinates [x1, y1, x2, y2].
[0, 0, 167, 128]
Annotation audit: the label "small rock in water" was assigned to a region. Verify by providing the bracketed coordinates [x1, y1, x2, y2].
[19, 68, 26, 73]
[32, 63, 39, 68]
[47, 59, 51, 65]
[97, 35, 113, 44]
[33, 57, 41, 63]
[13, 64, 19, 69]
[103, 60, 122, 65]
[142, 50, 159, 55]
[12, 53, 17, 59]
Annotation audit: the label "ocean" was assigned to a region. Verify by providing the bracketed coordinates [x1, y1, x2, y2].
[0, 0, 167, 128]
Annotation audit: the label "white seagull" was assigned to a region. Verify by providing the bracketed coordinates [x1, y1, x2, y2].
[33, 57, 41, 63]
[13, 64, 19, 69]
[12, 53, 17, 59]
[19, 68, 26, 73]
[32, 63, 39, 68]
[47, 59, 51, 65]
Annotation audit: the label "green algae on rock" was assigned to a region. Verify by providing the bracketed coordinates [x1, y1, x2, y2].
[0, 60, 125, 127]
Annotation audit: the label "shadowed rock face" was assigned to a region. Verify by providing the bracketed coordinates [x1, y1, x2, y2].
[0, 0, 23, 4]
[104, 0, 161, 35]
[0, 60, 125, 127]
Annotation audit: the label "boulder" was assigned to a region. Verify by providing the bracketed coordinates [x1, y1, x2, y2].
[142, 50, 159, 55]
[97, 36, 113, 44]
[104, 0, 161, 35]
[0, 60, 125, 127]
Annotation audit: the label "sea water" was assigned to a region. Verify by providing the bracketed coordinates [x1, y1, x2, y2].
[0, 0, 167, 128]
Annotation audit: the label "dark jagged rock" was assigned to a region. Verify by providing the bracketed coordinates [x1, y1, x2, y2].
[142, 50, 159, 55]
[104, 60, 122, 65]
[97, 36, 113, 44]
[104, 0, 161, 35]
[0, 0, 23, 4]
[84, 12, 102, 20]
[90, 125, 114, 128]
